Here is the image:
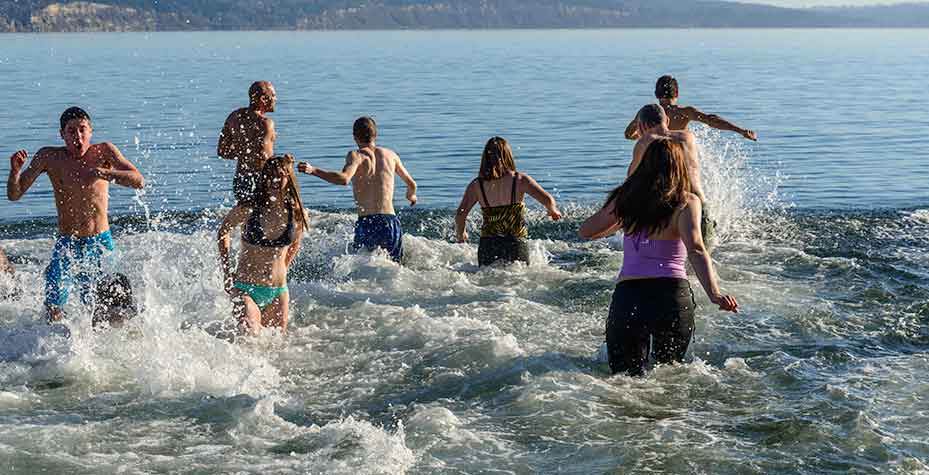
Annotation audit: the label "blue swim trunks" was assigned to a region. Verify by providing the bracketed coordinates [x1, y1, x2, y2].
[353, 214, 403, 263]
[45, 230, 116, 308]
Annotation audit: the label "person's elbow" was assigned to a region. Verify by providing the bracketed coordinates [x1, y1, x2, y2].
[335, 175, 350, 186]
[578, 223, 597, 240]
[686, 242, 709, 260]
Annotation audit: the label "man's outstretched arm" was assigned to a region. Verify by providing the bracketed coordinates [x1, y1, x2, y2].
[682, 106, 756, 141]
[297, 152, 362, 185]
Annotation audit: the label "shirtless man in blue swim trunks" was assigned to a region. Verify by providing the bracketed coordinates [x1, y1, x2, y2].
[297, 117, 417, 263]
[7, 107, 145, 322]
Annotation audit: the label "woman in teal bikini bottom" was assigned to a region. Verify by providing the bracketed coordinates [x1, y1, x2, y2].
[218, 155, 309, 335]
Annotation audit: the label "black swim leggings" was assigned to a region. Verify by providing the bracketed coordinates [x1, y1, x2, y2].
[606, 278, 696, 376]
[478, 236, 530, 266]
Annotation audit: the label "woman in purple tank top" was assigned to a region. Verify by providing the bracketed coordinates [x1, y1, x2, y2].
[579, 139, 738, 376]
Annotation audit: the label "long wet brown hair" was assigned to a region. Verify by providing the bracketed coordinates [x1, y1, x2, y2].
[606, 139, 692, 236]
[479, 136, 517, 180]
[253, 155, 309, 232]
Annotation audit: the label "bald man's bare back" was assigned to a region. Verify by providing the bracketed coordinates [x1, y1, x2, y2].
[218, 107, 275, 202]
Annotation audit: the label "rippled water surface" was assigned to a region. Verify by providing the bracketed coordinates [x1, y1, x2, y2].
[0, 30, 928, 474]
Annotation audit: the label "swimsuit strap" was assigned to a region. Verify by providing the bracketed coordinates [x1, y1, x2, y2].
[510, 174, 518, 205]
[477, 178, 490, 208]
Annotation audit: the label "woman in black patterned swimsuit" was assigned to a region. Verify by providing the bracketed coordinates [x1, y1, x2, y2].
[454, 137, 563, 266]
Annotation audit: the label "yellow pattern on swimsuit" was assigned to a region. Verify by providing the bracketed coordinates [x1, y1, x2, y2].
[477, 175, 528, 238]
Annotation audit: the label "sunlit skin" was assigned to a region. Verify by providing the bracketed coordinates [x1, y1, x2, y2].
[7, 117, 145, 321]
[297, 133, 417, 216]
[217, 81, 277, 199]
[217, 160, 304, 335]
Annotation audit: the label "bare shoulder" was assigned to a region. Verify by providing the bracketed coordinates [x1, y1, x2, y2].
[672, 129, 696, 144]
[89, 142, 123, 161]
[99, 142, 122, 154]
[376, 146, 399, 160]
[466, 177, 480, 193]
[347, 149, 368, 163]
[225, 108, 245, 124]
[683, 192, 702, 211]
[633, 136, 651, 154]
[35, 146, 65, 160]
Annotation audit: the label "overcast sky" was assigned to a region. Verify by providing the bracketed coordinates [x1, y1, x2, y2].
[741, 0, 909, 6]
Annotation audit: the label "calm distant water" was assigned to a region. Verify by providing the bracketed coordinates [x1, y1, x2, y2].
[0, 29, 927, 221]
[1, 30, 929, 475]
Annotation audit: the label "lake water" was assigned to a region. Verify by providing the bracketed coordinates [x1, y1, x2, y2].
[0, 30, 928, 474]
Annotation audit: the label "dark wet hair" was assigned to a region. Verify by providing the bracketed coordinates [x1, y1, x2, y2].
[606, 139, 692, 236]
[636, 104, 666, 129]
[60, 107, 91, 130]
[353, 117, 377, 143]
[479, 136, 516, 181]
[92, 273, 138, 328]
[655, 75, 679, 100]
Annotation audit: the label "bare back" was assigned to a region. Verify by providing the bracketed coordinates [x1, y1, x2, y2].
[661, 104, 693, 131]
[631, 130, 704, 202]
[219, 107, 275, 197]
[40, 144, 115, 236]
[351, 147, 399, 216]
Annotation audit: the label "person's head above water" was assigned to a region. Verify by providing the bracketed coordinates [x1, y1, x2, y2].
[353, 116, 377, 146]
[59, 106, 93, 156]
[655, 75, 679, 102]
[479, 136, 516, 181]
[92, 273, 138, 329]
[608, 138, 692, 236]
[253, 154, 310, 231]
[248, 81, 276, 113]
[636, 103, 669, 135]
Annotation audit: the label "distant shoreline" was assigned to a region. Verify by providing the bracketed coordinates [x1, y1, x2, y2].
[3, 0, 928, 32]
[3, 26, 929, 34]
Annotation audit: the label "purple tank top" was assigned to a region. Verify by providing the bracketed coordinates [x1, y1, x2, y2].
[619, 231, 687, 280]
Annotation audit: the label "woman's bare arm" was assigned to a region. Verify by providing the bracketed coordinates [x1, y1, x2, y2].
[454, 181, 479, 243]
[677, 196, 738, 312]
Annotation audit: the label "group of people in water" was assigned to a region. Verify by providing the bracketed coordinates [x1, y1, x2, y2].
[5, 75, 754, 376]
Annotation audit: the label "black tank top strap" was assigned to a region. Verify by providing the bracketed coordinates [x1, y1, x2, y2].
[510, 173, 518, 204]
[477, 178, 490, 207]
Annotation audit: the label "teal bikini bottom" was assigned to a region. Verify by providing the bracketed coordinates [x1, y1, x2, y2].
[234, 282, 288, 310]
